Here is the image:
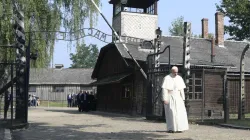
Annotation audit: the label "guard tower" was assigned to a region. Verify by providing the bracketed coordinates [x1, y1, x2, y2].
[109, 0, 159, 41]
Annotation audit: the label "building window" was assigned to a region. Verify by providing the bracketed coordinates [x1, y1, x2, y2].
[124, 7, 144, 13]
[146, 4, 155, 14]
[52, 86, 64, 92]
[29, 86, 36, 92]
[188, 72, 202, 100]
[122, 85, 131, 98]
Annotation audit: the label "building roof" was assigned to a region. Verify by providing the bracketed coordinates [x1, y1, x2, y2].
[114, 36, 250, 72]
[29, 68, 95, 85]
[109, 0, 158, 8]
[90, 73, 132, 86]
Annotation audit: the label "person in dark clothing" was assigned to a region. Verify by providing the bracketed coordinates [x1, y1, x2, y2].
[67, 93, 72, 107]
[77, 90, 82, 112]
[86, 91, 90, 112]
[80, 91, 89, 112]
[4, 91, 12, 119]
[88, 92, 96, 111]
[72, 93, 77, 107]
[28, 94, 31, 107]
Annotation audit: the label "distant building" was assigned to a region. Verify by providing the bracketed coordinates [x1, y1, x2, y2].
[29, 65, 95, 101]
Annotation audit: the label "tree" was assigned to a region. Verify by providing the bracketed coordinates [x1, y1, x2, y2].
[0, 0, 100, 92]
[193, 33, 214, 39]
[70, 44, 99, 68]
[169, 16, 184, 36]
[216, 0, 250, 41]
[169, 16, 214, 38]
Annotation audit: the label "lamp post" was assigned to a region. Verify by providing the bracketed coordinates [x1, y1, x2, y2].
[121, 0, 128, 5]
[155, 27, 162, 69]
[156, 27, 162, 38]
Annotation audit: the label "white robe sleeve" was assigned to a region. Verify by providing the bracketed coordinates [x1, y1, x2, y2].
[162, 88, 169, 102]
[180, 89, 185, 101]
[161, 76, 169, 102]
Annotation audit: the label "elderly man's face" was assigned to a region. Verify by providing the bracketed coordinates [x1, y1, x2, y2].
[171, 68, 178, 76]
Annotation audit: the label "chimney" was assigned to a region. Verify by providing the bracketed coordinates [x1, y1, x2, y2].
[201, 18, 209, 39]
[211, 37, 215, 63]
[215, 12, 224, 46]
[55, 64, 64, 69]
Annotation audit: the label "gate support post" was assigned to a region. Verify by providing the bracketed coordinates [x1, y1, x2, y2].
[182, 22, 191, 116]
[223, 69, 229, 123]
[238, 44, 249, 120]
[13, 2, 27, 122]
[154, 27, 162, 117]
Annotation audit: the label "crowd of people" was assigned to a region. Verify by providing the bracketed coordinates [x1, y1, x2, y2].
[28, 94, 39, 107]
[67, 90, 97, 112]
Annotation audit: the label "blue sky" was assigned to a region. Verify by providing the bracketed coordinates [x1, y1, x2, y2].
[53, 0, 228, 68]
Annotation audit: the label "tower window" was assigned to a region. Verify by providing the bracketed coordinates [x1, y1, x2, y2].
[124, 7, 144, 13]
[146, 3, 155, 14]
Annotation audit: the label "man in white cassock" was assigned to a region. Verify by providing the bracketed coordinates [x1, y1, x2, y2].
[161, 66, 189, 133]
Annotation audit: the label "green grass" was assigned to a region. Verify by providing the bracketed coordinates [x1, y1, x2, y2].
[195, 114, 250, 127]
[227, 119, 250, 127]
[39, 100, 68, 107]
[230, 113, 250, 119]
[227, 113, 250, 127]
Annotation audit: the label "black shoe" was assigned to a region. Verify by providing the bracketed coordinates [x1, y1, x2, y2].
[167, 130, 174, 133]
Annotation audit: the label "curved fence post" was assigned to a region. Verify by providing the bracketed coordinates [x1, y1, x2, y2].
[183, 22, 191, 116]
[238, 44, 250, 120]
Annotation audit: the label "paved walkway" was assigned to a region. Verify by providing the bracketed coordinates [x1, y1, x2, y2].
[11, 107, 250, 140]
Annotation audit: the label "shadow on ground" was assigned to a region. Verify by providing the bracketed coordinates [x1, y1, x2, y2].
[42, 107, 230, 129]
[43, 108, 156, 123]
[11, 122, 193, 140]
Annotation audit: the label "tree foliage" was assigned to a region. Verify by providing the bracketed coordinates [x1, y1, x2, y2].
[168, 16, 214, 38]
[0, 0, 100, 89]
[0, 0, 100, 68]
[70, 44, 99, 68]
[169, 16, 184, 36]
[193, 33, 214, 39]
[216, 0, 250, 41]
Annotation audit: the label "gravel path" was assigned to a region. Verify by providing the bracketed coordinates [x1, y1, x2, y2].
[0, 128, 4, 140]
[11, 107, 250, 140]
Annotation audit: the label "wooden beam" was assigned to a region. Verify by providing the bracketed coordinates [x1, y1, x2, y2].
[0, 77, 17, 95]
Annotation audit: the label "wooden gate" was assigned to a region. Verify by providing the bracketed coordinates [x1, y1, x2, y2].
[227, 76, 250, 114]
[203, 69, 226, 119]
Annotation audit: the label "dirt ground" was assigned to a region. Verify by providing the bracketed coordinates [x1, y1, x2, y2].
[11, 107, 250, 140]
